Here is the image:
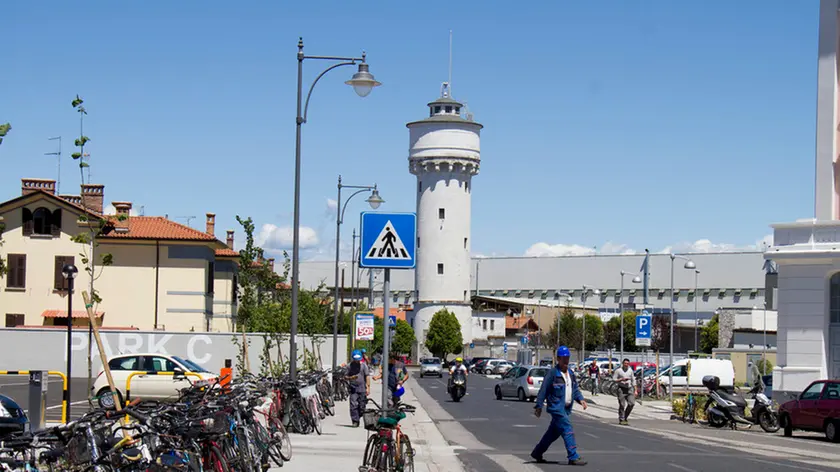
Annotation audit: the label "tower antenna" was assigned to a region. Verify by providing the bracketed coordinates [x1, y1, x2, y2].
[45, 137, 61, 194]
[448, 29, 453, 97]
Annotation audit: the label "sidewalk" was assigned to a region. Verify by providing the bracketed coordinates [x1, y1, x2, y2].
[280, 381, 464, 471]
[579, 391, 673, 422]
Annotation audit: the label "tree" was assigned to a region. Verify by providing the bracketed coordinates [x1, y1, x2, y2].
[0, 122, 10, 146]
[604, 316, 621, 350]
[548, 303, 582, 351]
[425, 308, 463, 359]
[756, 358, 773, 376]
[651, 314, 671, 353]
[583, 313, 604, 351]
[233, 216, 286, 332]
[700, 314, 719, 354]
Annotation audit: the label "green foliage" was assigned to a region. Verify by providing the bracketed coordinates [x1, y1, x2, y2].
[391, 319, 415, 355]
[652, 314, 671, 352]
[671, 394, 708, 421]
[583, 313, 604, 351]
[604, 316, 621, 349]
[700, 314, 719, 354]
[756, 358, 773, 375]
[425, 308, 463, 359]
[0, 122, 10, 145]
[549, 303, 582, 351]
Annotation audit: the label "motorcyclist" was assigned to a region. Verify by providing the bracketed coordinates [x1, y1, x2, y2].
[449, 357, 469, 391]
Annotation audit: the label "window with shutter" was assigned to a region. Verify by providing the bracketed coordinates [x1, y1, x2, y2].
[51, 209, 62, 237]
[54, 256, 74, 291]
[206, 262, 215, 295]
[7, 255, 26, 289]
[32, 208, 52, 235]
[21, 209, 33, 236]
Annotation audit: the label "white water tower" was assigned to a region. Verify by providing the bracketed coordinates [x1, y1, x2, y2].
[407, 83, 482, 355]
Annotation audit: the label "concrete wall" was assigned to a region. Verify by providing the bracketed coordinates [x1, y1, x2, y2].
[471, 312, 505, 340]
[0, 328, 348, 376]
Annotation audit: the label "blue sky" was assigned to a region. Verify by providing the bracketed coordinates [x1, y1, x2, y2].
[1, 1, 820, 260]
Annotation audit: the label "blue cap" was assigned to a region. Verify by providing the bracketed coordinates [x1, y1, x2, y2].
[556, 345, 571, 358]
[352, 350, 362, 361]
[361, 349, 367, 353]
[394, 385, 405, 398]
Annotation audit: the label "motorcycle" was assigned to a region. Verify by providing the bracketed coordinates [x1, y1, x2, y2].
[449, 371, 467, 402]
[702, 375, 778, 432]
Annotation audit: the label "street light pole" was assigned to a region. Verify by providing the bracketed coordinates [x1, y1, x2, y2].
[669, 253, 696, 403]
[581, 285, 601, 362]
[332, 175, 383, 372]
[694, 269, 700, 353]
[291, 38, 381, 381]
[62, 264, 78, 420]
[619, 271, 642, 362]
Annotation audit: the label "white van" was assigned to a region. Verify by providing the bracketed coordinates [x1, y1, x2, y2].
[658, 358, 735, 391]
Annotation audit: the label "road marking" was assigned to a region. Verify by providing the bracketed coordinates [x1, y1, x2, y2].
[583, 432, 599, 439]
[668, 463, 697, 472]
[486, 454, 543, 472]
[511, 424, 538, 428]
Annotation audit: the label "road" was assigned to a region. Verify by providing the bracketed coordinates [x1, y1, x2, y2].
[411, 372, 839, 472]
[0, 376, 93, 423]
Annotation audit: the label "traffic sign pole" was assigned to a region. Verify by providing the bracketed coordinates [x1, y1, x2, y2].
[381, 268, 391, 412]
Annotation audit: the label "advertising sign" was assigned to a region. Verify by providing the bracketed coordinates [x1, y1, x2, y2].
[355, 313, 375, 341]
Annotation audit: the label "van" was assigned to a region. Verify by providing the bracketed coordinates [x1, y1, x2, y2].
[658, 358, 735, 390]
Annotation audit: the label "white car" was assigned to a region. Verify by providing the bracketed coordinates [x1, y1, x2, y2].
[92, 353, 217, 408]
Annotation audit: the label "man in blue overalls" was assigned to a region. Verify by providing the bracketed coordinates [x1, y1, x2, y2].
[532, 345, 588, 466]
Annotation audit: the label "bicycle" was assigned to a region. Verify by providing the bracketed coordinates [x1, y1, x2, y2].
[682, 391, 697, 424]
[360, 399, 416, 472]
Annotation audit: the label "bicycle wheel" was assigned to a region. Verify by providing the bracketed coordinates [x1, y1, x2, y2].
[362, 434, 379, 468]
[399, 435, 415, 472]
[309, 397, 322, 435]
[255, 421, 283, 467]
[270, 417, 293, 461]
[205, 444, 231, 472]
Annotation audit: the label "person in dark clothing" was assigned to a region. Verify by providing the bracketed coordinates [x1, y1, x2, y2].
[587, 360, 599, 396]
[346, 350, 370, 427]
[374, 353, 409, 407]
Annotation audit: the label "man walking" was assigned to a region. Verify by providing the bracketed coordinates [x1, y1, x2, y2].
[587, 359, 599, 396]
[613, 358, 636, 425]
[346, 350, 370, 427]
[531, 346, 588, 466]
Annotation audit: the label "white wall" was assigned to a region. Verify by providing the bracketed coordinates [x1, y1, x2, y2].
[471, 311, 505, 340]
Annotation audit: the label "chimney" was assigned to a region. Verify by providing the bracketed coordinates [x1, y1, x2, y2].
[60, 195, 82, 206]
[226, 230, 234, 249]
[22, 178, 56, 196]
[80, 184, 104, 213]
[112, 201, 132, 216]
[205, 213, 216, 236]
[268, 258, 275, 273]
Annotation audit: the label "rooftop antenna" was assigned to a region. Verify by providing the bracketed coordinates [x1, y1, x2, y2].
[45, 137, 61, 194]
[448, 29, 453, 96]
[175, 216, 198, 227]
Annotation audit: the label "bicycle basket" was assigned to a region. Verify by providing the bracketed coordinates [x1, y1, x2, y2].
[363, 410, 380, 431]
[300, 384, 318, 398]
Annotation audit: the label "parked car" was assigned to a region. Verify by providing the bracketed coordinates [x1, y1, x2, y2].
[492, 360, 515, 375]
[92, 353, 218, 408]
[539, 358, 554, 367]
[419, 357, 443, 378]
[0, 394, 26, 439]
[471, 359, 491, 373]
[779, 379, 840, 441]
[495, 365, 549, 402]
[481, 359, 507, 375]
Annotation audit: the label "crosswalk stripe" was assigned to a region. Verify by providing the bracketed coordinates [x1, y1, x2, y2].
[485, 454, 543, 472]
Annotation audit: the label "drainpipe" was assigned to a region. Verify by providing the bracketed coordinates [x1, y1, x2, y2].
[154, 241, 160, 329]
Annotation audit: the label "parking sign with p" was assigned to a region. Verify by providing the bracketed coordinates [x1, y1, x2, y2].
[636, 312, 652, 347]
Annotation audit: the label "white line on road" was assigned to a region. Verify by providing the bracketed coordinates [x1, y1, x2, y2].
[583, 432, 599, 439]
[486, 454, 543, 472]
[668, 463, 697, 472]
[511, 425, 538, 428]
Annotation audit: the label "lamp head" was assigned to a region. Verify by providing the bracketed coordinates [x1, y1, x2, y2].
[62, 264, 78, 280]
[346, 61, 382, 98]
[366, 188, 384, 209]
[684, 260, 696, 269]
[632, 275, 642, 283]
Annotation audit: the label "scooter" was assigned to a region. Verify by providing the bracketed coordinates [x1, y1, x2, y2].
[702, 375, 778, 432]
[449, 371, 467, 402]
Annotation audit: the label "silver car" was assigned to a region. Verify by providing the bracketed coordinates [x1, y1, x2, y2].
[494, 365, 550, 402]
[419, 357, 443, 378]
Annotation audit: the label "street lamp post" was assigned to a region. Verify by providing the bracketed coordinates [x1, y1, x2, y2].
[62, 263, 78, 419]
[669, 253, 696, 403]
[694, 269, 700, 353]
[555, 292, 574, 348]
[332, 175, 383, 372]
[619, 271, 642, 362]
[763, 301, 768, 367]
[581, 285, 601, 362]
[291, 38, 381, 381]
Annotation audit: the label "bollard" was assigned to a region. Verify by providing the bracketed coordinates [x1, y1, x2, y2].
[27, 371, 47, 432]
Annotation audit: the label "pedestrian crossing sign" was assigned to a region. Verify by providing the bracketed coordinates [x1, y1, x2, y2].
[360, 212, 416, 269]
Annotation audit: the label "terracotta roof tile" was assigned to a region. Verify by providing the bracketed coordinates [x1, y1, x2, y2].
[372, 307, 408, 322]
[506, 315, 539, 330]
[41, 310, 104, 318]
[215, 248, 239, 257]
[100, 216, 217, 241]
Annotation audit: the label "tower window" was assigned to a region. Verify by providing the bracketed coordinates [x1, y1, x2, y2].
[456, 107, 461, 114]
[482, 319, 487, 330]
[417, 237, 420, 248]
[418, 181, 422, 193]
[437, 263, 444, 275]
[490, 320, 495, 330]
[464, 237, 468, 248]
[434, 106, 441, 114]
[465, 181, 469, 192]
[438, 208, 445, 219]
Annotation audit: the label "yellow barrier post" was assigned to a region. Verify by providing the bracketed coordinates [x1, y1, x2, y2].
[0, 371, 69, 424]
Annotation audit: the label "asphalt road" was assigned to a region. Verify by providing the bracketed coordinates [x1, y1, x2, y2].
[411, 372, 839, 472]
[0, 377, 93, 423]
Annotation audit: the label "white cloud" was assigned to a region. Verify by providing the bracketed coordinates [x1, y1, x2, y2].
[257, 224, 319, 252]
[103, 204, 139, 216]
[525, 235, 774, 258]
[326, 198, 338, 216]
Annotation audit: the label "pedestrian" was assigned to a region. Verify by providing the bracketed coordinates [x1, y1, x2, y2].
[346, 349, 370, 428]
[587, 359, 599, 396]
[613, 358, 635, 425]
[373, 353, 408, 407]
[531, 345, 588, 466]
